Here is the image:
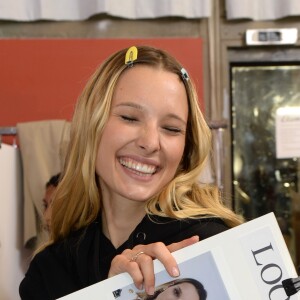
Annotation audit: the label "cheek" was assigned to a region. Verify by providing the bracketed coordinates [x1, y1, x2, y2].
[168, 139, 186, 166]
[98, 121, 130, 152]
[95, 132, 124, 175]
[95, 143, 108, 176]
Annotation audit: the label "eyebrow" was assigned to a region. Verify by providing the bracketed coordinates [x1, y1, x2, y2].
[115, 102, 187, 125]
[167, 113, 187, 126]
[174, 285, 182, 297]
[115, 102, 143, 110]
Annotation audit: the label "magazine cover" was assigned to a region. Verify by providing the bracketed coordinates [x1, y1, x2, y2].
[59, 213, 300, 300]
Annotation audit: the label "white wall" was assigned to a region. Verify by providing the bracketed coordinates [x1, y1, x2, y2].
[0, 144, 31, 300]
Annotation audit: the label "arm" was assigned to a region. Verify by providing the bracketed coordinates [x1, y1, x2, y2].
[19, 258, 51, 300]
[19, 246, 78, 300]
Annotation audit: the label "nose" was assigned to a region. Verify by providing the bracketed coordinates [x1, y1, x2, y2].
[137, 123, 161, 153]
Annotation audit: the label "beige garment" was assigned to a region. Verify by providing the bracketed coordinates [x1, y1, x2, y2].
[17, 120, 70, 248]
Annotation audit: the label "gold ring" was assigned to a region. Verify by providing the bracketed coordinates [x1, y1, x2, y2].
[130, 251, 145, 262]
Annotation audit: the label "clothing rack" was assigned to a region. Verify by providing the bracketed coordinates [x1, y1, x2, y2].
[0, 127, 17, 148]
[209, 121, 227, 190]
[0, 127, 17, 135]
[0, 122, 228, 133]
[208, 120, 228, 130]
[0, 122, 227, 187]
[0, 122, 227, 151]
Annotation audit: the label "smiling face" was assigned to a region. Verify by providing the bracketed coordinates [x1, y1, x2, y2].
[156, 282, 200, 300]
[95, 65, 188, 203]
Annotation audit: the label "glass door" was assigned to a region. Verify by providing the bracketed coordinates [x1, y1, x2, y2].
[230, 53, 300, 268]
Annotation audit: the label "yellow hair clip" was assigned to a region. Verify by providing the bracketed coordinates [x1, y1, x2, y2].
[125, 46, 138, 66]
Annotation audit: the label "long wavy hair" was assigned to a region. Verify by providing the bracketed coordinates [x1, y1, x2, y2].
[47, 45, 243, 246]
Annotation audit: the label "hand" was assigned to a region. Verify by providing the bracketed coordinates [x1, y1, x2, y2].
[108, 235, 199, 295]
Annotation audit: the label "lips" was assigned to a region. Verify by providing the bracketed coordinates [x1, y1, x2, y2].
[119, 157, 157, 175]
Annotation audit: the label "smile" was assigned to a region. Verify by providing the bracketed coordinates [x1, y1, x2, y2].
[119, 158, 157, 175]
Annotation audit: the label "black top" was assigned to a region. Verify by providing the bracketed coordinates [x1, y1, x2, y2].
[19, 214, 229, 300]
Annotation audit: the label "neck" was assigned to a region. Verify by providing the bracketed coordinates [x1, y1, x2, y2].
[101, 197, 146, 248]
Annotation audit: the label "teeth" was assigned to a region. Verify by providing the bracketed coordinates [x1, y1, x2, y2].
[119, 158, 156, 174]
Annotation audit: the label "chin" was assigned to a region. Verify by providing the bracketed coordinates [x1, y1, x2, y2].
[127, 195, 151, 202]
[124, 191, 155, 202]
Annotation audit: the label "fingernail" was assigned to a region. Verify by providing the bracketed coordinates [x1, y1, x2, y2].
[147, 286, 155, 295]
[172, 266, 180, 277]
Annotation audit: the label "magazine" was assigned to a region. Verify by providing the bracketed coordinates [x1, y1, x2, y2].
[59, 213, 300, 299]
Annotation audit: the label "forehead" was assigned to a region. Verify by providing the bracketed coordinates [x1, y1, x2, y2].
[116, 64, 182, 89]
[113, 65, 188, 110]
[111, 66, 189, 123]
[178, 282, 199, 299]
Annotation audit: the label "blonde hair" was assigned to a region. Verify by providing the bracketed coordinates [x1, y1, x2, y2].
[47, 45, 243, 248]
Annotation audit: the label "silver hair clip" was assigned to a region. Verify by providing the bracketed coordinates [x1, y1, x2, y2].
[125, 46, 138, 67]
[181, 68, 189, 81]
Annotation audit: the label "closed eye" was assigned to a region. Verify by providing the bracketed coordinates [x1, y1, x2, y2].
[163, 127, 184, 134]
[120, 115, 138, 122]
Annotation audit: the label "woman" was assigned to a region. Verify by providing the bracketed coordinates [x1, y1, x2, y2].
[19, 45, 243, 299]
[135, 278, 207, 300]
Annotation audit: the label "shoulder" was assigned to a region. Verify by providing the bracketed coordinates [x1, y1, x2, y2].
[24, 241, 73, 282]
[141, 215, 229, 244]
[19, 244, 70, 300]
[19, 222, 99, 300]
[173, 217, 229, 240]
[185, 217, 229, 239]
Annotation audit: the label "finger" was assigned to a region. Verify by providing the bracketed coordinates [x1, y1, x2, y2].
[167, 235, 199, 253]
[134, 253, 156, 295]
[107, 254, 130, 277]
[108, 254, 144, 290]
[141, 236, 199, 280]
[141, 242, 180, 279]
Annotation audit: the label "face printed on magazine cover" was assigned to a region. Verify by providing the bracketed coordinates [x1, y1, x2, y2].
[155, 282, 200, 300]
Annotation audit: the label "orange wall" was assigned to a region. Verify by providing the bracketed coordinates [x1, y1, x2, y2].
[0, 38, 203, 142]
